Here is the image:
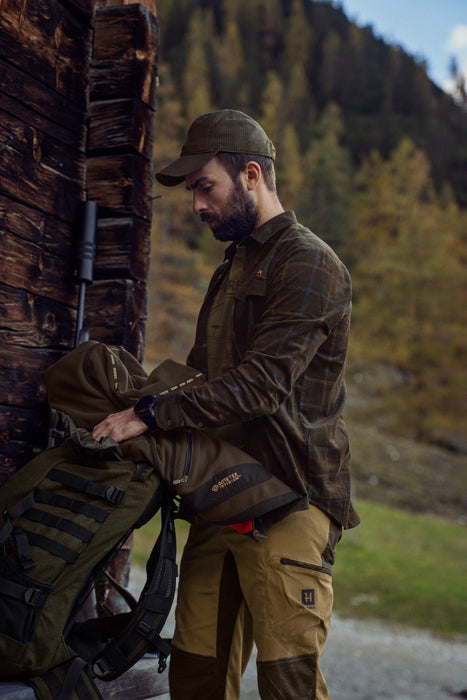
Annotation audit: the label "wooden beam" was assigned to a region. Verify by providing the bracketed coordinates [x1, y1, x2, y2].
[94, 216, 151, 282]
[88, 98, 155, 159]
[90, 4, 158, 107]
[87, 154, 153, 220]
[85, 279, 147, 358]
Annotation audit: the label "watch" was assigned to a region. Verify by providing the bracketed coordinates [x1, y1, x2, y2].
[134, 394, 158, 431]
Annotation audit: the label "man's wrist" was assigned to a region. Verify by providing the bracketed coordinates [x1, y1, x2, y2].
[134, 394, 158, 431]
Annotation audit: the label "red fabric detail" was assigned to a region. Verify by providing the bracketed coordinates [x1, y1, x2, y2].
[229, 520, 254, 534]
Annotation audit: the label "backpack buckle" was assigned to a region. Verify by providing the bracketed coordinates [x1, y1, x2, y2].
[92, 657, 114, 678]
[24, 587, 43, 607]
[136, 619, 154, 640]
[104, 486, 124, 504]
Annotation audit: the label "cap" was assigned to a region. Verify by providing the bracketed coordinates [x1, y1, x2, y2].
[155, 109, 276, 186]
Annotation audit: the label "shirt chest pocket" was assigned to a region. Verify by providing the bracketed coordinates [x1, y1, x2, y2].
[233, 273, 267, 357]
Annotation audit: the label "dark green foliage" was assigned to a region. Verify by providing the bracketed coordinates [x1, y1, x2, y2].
[154, 0, 467, 207]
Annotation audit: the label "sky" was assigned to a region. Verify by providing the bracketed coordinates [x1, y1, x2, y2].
[339, 0, 467, 95]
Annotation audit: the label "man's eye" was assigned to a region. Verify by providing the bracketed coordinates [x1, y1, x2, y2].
[201, 185, 213, 193]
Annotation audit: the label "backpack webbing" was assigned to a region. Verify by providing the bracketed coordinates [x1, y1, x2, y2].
[29, 658, 103, 700]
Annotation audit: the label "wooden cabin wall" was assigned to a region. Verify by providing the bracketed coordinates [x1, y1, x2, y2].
[0, 0, 159, 484]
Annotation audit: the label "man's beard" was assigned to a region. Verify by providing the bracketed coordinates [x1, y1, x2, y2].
[201, 180, 258, 242]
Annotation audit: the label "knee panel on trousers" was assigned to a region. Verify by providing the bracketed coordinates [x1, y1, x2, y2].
[257, 653, 318, 699]
[169, 646, 227, 700]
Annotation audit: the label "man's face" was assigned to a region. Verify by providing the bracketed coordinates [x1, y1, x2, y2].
[185, 158, 258, 242]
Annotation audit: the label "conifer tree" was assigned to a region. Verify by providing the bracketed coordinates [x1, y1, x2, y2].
[276, 123, 303, 211]
[214, 6, 247, 107]
[183, 9, 213, 121]
[283, 0, 313, 71]
[321, 31, 342, 101]
[300, 103, 353, 250]
[259, 70, 284, 148]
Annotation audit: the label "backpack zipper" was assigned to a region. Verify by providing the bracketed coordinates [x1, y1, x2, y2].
[172, 429, 193, 485]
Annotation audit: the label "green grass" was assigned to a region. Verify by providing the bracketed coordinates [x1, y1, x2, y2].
[333, 500, 467, 638]
[133, 501, 467, 639]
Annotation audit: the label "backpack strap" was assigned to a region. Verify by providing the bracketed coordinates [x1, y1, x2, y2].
[0, 492, 36, 544]
[47, 469, 124, 505]
[91, 494, 177, 681]
[29, 658, 103, 700]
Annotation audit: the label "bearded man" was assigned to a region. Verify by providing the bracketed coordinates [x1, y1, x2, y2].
[93, 109, 359, 699]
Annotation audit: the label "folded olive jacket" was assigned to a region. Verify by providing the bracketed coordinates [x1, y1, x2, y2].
[45, 341, 301, 526]
[154, 211, 359, 529]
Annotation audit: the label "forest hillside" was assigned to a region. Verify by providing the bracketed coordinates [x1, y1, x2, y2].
[145, 0, 467, 515]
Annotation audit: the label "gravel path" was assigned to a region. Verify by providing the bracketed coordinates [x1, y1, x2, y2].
[130, 567, 467, 699]
[236, 616, 467, 699]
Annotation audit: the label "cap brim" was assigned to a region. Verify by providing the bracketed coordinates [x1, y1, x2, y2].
[155, 151, 219, 187]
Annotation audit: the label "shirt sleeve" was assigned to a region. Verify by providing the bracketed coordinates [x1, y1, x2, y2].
[154, 237, 351, 431]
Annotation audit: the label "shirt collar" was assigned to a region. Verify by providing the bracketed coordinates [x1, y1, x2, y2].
[224, 210, 297, 259]
[250, 210, 297, 245]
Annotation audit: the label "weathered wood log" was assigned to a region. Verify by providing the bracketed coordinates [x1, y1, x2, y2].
[0, 345, 64, 410]
[0, 406, 47, 481]
[85, 279, 147, 359]
[0, 77, 85, 151]
[0, 195, 73, 256]
[90, 4, 158, 107]
[0, 343, 61, 479]
[85, 3, 158, 369]
[88, 98, 155, 159]
[87, 154, 153, 220]
[0, 284, 75, 349]
[0, 406, 46, 448]
[94, 216, 151, 282]
[0, 109, 85, 222]
[0, 230, 76, 305]
[0, 0, 158, 489]
[0, 0, 91, 105]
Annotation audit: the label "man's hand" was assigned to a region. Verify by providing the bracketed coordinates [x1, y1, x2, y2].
[92, 407, 147, 443]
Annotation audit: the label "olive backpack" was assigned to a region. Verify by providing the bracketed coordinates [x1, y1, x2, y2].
[0, 342, 302, 698]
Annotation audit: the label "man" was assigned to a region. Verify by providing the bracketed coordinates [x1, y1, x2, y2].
[93, 109, 359, 699]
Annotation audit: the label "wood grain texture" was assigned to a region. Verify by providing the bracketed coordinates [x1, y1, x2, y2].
[88, 97, 155, 159]
[0, 0, 157, 481]
[94, 216, 151, 282]
[0, 0, 92, 105]
[90, 4, 158, 107]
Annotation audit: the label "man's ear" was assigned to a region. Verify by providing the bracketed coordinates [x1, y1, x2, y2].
[244, 161, 262, 190]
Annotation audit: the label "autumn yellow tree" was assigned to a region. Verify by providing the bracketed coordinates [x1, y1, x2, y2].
[349, 138, 467, 441]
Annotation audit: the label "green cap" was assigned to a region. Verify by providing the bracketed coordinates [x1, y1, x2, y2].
[155, 109, 276, 187]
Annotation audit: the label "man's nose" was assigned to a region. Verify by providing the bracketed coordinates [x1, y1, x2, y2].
[192, 191, 208, 214]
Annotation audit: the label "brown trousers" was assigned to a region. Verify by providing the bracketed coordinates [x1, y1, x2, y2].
[169, 505, 341, 699]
